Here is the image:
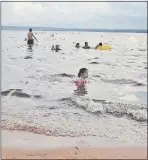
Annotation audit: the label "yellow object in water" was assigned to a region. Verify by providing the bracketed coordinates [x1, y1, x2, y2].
[96, 44, 112, 50]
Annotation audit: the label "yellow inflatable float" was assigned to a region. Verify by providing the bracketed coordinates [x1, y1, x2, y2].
[96, 43, 112, 50]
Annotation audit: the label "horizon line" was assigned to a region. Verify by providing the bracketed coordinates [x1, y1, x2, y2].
[1, 25, 147, 31]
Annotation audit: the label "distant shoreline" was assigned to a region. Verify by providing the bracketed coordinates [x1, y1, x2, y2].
[1, 26, 147, 33]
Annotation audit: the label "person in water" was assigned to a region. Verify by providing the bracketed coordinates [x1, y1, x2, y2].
[75, 68, 88, 87]
[95, 42, 102, 49]
[82, 42, 90, 49]
[75, 43, 80, 48]
[74, 68, 88, 96]
[27, 28, 38, 45]
[51, 45, 61, 52]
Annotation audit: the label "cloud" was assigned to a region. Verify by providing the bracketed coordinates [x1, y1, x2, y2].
[1, 1, 147, 29]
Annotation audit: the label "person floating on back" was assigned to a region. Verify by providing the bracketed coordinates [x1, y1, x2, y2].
[75, 43, 80, 48]
[51, 45, 61, 52]
[82, 42, 90, 49]
[27, 28, 38, 45]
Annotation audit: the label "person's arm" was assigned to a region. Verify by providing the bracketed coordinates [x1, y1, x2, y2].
[33, 33, 38, 42]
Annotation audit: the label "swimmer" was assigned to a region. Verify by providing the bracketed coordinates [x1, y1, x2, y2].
[82, 42, 90, 49]
[75, 43, 80, 48]
[27, 28, 38, 45]
[51, 45, 61, 52]
[51, 45, 54, 51]
[95, 42, 102, 49]
[75, 68, 88, 87]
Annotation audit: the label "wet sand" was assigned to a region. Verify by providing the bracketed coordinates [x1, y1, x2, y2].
[2, 146, 147, 159]
[2, 130, 147, 159]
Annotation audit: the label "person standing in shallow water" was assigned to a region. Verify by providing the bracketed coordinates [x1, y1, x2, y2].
[27, 28, 38, 45]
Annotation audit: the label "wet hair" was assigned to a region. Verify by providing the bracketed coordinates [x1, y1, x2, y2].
[55, 45, 59, 48]
[29, 28, 32, 32]
[85, 42, 88, 46]
[78, 68, 88, 77]
[99, 42, 102, 46]
[75, 43, 80, 48]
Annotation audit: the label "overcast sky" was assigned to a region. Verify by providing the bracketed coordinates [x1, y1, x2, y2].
[1, 1, 147, 29]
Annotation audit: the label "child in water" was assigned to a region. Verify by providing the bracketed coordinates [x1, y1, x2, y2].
[51, 45, 61, 52]
[75, 68, 88, 87]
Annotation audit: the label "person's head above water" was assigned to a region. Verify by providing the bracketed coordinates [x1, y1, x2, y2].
[29, 28, 32, 32]
[99, 42, 102, 46]
[55, 45, 60, 49]
[85, 42, 88, 46]
[78, 68, 88, 78]
[75, 43, 80, 48]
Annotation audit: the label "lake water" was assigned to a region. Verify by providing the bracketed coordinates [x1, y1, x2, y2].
[1, 30, 147, 144]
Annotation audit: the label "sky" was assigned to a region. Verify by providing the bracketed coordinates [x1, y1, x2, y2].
[1, 1, 147, 29]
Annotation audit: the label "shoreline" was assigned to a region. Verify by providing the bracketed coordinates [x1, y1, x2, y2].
[2, 147, 147, 159]
[2, 130, 147, 159]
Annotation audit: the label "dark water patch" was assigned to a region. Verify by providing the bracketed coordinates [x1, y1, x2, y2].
[138, 66, 143, 68]
[138, 49, 146, 51]
[10, 57, 18, 60]
[34, 95, 42, 99]
[98, 73, 106, 75]
[93, 75, 101, 78]
[36, 104, 59, 110]
[103, 62, 112, 66]
[24, 56, 32, 59]
[131, 54, 142, 57]
[89, 62, 100, 64]
[1, 89, 42, 99]
[94, 57, 99, 59]
[11, 91, 31, 98]
[1, 90, 11, 96]
[132, 83, 146, 86]
[1, 89, 22, 96]
[144, 67, 147, 69]
[123, 65, 130, 67]
[58, 97, 72, 101]
[92, 99, 106, 103]
[102, 78, 145, 86]
[127, 61, 136, 64]
[53, 73, 74, 78]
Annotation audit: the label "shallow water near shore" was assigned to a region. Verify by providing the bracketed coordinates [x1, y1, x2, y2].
[2, 30, 147, 144]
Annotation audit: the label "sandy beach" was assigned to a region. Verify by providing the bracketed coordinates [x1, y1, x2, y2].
[2, 130, 147, 159]
[2, 147, 147, 159]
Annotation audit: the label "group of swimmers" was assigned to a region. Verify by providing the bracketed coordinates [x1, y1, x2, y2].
[75, 42, 103, 49]
[26, 28, 104, 52]
[26, 28, 89, 89]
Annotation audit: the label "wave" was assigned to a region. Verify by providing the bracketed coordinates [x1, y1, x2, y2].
[59, 97, 147, 122]
[1, 89, 42, 99]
